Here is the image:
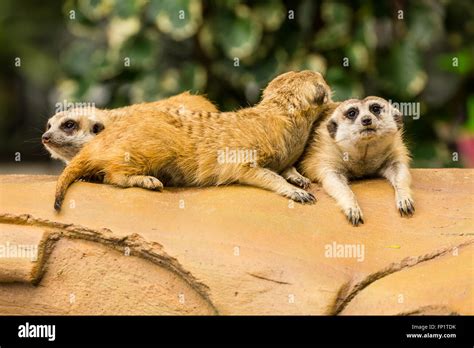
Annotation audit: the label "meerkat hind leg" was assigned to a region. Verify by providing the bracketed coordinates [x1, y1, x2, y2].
[238, 167, 316, 204]
[105, 173, 164, 191]
[281, 166, 312, 189]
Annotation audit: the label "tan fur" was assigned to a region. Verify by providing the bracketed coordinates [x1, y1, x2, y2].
[54, 71, 332, 211]
[298, 96, 414, 226]
[43, 92, 218, 163]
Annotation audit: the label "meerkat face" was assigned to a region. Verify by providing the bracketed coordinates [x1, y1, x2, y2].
[326, 96, 402, 145]
[42, 108, 105, 163]
[262, 70, 332, 114]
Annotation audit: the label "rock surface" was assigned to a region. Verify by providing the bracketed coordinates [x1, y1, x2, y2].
[0, 169, 472, 315]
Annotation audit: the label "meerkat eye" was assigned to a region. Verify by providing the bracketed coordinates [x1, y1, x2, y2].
[345, 108, 358, 120]
[370, 103, 382, 115]
[46, 123, 51, 130]
[61, 120, 76, 131]
[92, 122, 104, 134]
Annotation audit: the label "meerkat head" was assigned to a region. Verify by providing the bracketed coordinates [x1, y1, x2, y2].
[42, 107, 105, 163]
[326, 96, 403, 145]
[261, 70, 332, 115]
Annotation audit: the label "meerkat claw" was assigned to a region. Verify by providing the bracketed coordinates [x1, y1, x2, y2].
[398, 198, 415, 217]
[287, 189, 316, 204]
[346, 207, 364, 226]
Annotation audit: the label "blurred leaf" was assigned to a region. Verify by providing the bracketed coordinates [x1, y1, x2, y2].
[213, 6, 262, 59]
[466, 95, 474, 132]
[148, 0, 202, 41]
[60, 40, 121, 80]
[345, 42, 369, 72]
[60, 40, 98, 77]
[254, 0, 285, 31]
[18, 47, 59, 87]
[321, 0, 351, 22]
[112, 0, 146, 18]
[408, 2, 444, 49]
[381, 41, 427, 97]
[63, 0, 103, 39]
[107, 16, 141, 49]
[326, 67, 364, 100]
[437, 49, 474, 75]
[129, 74, 163, 103]
[313, 2, 351, 50]
[356, 17, 377, 50]
[78, 0, 114, 21]
[163, 63, 207, 92]
[290, 53, 327, 75]
[118, 34, 158, 71]
[296, 0, 317, 32]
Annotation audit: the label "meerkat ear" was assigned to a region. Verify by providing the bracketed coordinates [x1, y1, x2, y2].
[327, 119, 338, 138]
[392, 107, 403, 130]
[92, 122, 105, 134]
[313, 84, 327, 105]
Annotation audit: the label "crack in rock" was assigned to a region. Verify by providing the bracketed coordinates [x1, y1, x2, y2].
[247, 272, 291, 285]
[399, 305, 459, 316]
[332, 240, 474, 315]
[0, 213, 219, 314]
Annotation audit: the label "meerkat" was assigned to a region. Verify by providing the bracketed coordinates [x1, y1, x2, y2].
[42, 92, 218, 163]
[298, 97, 414, 226]
[53, 70, 332, 211]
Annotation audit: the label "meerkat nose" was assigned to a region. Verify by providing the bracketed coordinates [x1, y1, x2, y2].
[42, 134, 51, 143]
[361, 116, 372, 126]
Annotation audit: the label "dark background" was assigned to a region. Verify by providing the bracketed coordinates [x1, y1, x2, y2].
[0, 0, 473, 174]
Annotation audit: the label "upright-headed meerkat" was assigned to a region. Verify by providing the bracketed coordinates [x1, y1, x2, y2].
[53, 70, 332, 211]
[299, 96, 414, 226]
[42, 92, 218, 163]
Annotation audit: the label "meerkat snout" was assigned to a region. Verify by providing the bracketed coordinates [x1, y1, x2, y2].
[41, 133, 51, 143]
[360, 115, 372, 126]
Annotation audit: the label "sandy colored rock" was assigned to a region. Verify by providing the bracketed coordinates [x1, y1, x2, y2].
[340, 245, 473, 315]
[0, 169, 472, 315]
[0, 236, 214, 315]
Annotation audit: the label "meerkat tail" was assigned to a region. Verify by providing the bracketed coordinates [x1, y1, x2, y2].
[54, 152, 95, 212]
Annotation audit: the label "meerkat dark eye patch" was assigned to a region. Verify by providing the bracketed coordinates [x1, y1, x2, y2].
[46, 122, 51, 130]
[369, 103, 383, 116]
[92, 122, 104, 134]
[345, 107, 358, 120]
[60, 120, 77, 133]
[327, 120, 338, 138]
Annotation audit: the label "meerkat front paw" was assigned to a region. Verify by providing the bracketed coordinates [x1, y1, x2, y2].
[281, 166, 312, 189]
[397, 196, 415, 217]
[284, 187, 316, 204]
[286, 174, 312, 189]
[344, 205, 364, 226]
[129, 175, 164, 191]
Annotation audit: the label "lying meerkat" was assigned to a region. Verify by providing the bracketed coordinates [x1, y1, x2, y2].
[42, 92, 218, 163]
[298, 97, 414, 226]
[42, 91, 311, 189]
[54, 70, 332, 211]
